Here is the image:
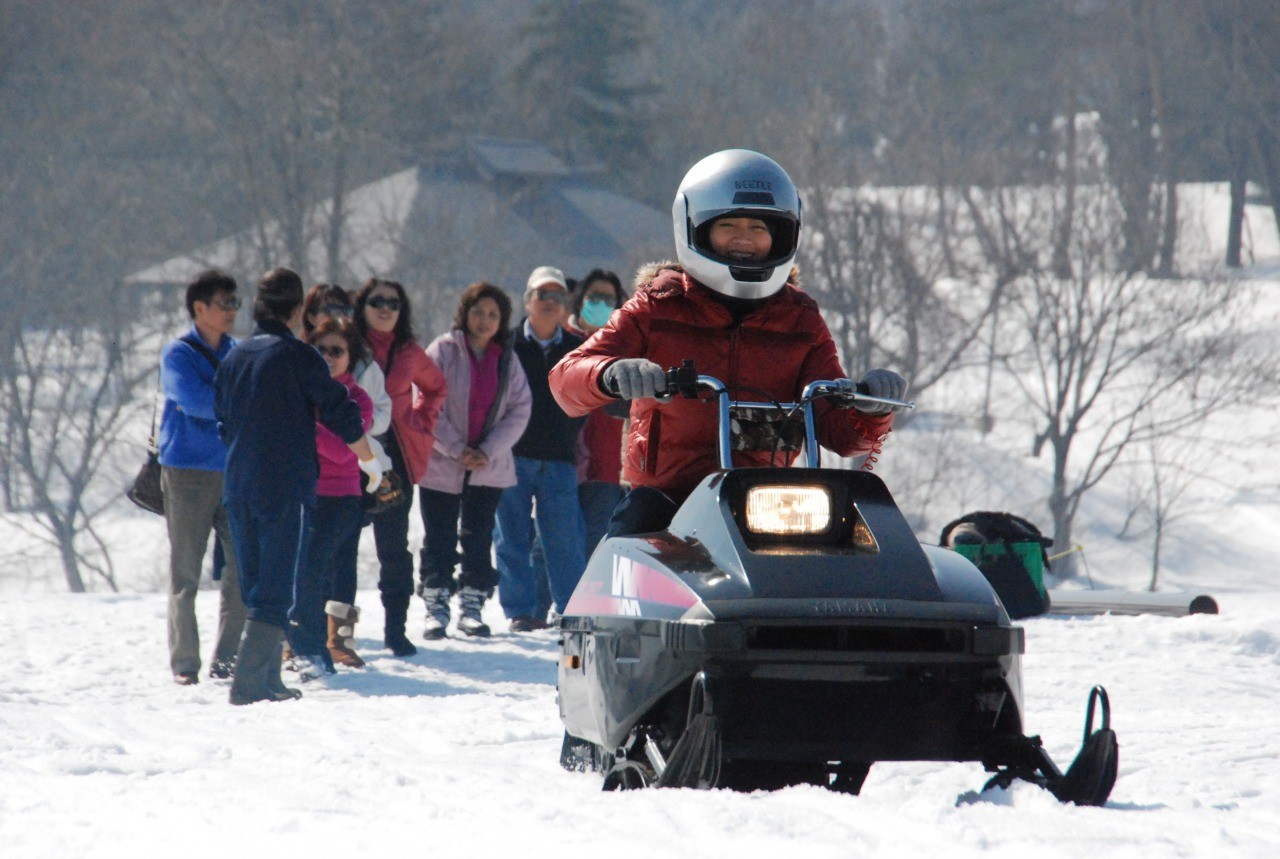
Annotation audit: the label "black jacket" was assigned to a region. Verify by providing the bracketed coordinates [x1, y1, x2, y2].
[510, 320, 586, 463]
[215, 318, 365, 507]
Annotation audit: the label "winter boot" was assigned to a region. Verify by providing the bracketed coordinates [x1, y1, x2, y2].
[382, 593, 417, 657]
[420, 587, 451, 640]
[325, 601, 365, 668]
[284, 652, 334, 682]
[456, 586, 491, 638]
[208, 655, 236, 680]
[265, 635, 303, 701]
[230, 620, 302, 705]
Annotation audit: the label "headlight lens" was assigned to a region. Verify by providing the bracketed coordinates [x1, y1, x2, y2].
[744, 485, 832, 535]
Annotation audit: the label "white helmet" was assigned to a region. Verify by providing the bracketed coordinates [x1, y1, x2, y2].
[671, 149, 802, 300]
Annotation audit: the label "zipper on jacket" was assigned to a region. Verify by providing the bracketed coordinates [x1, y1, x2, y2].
[645, 411, 660, 475]
[728, 325, 741, 395]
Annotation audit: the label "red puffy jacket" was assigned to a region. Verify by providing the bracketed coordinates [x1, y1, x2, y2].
[549, 265, 893, 500]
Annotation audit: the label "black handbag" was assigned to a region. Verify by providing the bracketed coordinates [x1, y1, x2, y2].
[127, 392, 165, 515]
[128, 449, 165, 515]
[363, 470, 408, 515]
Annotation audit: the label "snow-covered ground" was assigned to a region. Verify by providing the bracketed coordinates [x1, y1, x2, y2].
[5, 584, 1280, 858]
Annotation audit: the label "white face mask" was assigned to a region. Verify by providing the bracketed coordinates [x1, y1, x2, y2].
[580, 297, 614, 327]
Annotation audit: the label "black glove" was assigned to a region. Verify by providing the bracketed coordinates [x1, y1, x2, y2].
[602, 359, 669, 401]
[855, 369, 908, 415]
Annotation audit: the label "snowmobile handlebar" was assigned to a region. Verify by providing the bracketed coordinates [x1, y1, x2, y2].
[661, 360, 915, 469]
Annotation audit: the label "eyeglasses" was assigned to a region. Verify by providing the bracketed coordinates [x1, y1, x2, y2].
[367, 296, 401, 312]
[212, 297, 242, 310]
[315, 345, 348, 358]
[320, 304, 354, 317]
[534, 288, 568, 304]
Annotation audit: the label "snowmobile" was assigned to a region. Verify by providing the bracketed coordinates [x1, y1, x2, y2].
[557, 362, 1118, 804]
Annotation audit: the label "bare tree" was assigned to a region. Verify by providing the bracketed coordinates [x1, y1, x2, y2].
[1116, 416, 1216, 592]
[2, 302, 165, 592]
[0, 2, 186, 591]
[801, 182, 1001, 419]
[1190, 0, 1280, 266]
[0, 168, 171, 591]
[999, 182, 1261, 576]
[145, 1, 462, 284]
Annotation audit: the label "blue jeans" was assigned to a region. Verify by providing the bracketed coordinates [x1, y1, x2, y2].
[224, 497, 309, 631]
[533, 481, 626, 618]
[580, 481, 627, 556]
[605, 486, 680, 539]
[286, 494, 362, 665]
[495, 457, 585, 618]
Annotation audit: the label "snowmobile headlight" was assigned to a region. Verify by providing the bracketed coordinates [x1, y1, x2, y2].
[744, 485, 832, 535]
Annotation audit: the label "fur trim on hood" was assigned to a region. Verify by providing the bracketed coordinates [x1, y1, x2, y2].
[632, 261, 802, 291]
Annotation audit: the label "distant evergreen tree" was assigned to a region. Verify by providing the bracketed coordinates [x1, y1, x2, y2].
[511, 0, 655, 173]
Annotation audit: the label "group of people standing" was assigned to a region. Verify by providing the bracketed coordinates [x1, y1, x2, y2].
[158, 261, 629, 704]
[156, 147, 909, 707]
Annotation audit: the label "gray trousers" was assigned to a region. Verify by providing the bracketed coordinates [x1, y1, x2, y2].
[162, 465, 246, 674]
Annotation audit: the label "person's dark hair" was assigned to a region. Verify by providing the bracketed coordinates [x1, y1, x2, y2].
[253, 267, 305, 324]
[185, 269, 237, 319]
[353, 278, 415, 353]
[306, 317, 367, 370]
[303, 283, 351, 335]
[572, 268, 626, 317]
[452, 282, 513, 346]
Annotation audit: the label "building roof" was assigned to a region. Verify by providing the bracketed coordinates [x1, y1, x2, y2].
[127, 138, 669, 322]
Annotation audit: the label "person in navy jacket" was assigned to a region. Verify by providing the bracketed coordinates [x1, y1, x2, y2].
[215, 267, 382, 705]
[159, 269, 245, 686]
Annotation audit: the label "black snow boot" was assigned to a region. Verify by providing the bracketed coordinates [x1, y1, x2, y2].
[230, 620, 303, 705]
[382, 593, 417, 657]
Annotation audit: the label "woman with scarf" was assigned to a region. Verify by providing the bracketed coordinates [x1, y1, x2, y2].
[353, 279, 447, 656]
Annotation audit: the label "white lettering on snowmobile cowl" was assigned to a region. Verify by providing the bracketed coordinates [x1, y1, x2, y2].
[734, 179, 773, 190]
[809, 599, 891, 615]
[611, 556, 641, 617]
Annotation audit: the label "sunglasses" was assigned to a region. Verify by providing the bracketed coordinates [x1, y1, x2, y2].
[367, 296, 401, 312]
[315, 345, 348, 358]
[320, 303, 354, 317]
[534, 288, 568, 304]
[211, 296, 242, 310]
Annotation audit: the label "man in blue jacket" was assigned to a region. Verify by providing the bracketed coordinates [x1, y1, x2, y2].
[215, 267, 382, 705]
[160, 269, 245, 686]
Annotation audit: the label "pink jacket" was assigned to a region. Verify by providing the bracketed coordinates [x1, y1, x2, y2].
[315, 374, 374, 497]
[367, 330, 448, 484]
[420, 329, 532, 494]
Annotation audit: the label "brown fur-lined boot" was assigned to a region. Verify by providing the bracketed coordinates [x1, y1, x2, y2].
[325, 601, 366, 668]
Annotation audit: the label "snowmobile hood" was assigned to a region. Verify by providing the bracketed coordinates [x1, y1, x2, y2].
[566, 468, 957, 623]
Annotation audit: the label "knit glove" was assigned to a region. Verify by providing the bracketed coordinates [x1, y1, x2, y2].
[855, 369, 908, 415]
[602, 358, 670, 401]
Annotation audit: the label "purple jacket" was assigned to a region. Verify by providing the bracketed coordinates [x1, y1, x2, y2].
[421, 329, 531, 494]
